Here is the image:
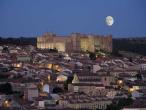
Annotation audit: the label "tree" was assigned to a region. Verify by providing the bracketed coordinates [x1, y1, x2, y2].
[53, 87, 63, 93]
[67, 76, 73, 83]
[63, 76, 73, 91]
[2, 47, 9, 53]
[89, 52, 96, 60]
[106, 104, 119, 110]
[106, 98, 133, 110]
[64, 81, 68, 90]
[0, 83, 13, 94]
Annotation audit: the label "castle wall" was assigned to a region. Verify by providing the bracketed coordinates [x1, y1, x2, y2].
[37, 32, 112, 53]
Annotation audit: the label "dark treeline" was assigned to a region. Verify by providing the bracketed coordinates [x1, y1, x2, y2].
[0, 37, 36, 46]
[0, 37, 146, 56]
[113, 37, 146, 56]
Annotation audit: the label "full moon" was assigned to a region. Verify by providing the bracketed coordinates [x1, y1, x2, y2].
[106, 16, 114, 26]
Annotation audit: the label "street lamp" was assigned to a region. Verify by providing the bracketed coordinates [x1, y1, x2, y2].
[117, 80, 123, 85]
[3, 100, 10, 108]
[117, 79, 123, 89]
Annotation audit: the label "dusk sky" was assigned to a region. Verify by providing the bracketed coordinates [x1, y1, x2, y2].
[0, 0, 146, 38]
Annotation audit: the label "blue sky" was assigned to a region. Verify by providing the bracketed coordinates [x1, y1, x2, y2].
[0, 0, 146, 38]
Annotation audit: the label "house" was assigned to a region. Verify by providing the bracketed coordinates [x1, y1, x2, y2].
[24, 84, 39, 101]
[17, 55, 31, 62]
[59, 92, 112, 110]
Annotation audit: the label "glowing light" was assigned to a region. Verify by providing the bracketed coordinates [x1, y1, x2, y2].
[57, 68, 62, 72]
[65, 53, 69, 57]
[129, 88, 134, 93]
[41, 81, 44, 86]
[119, 80, 122, 83]
[57, 75, 67, 82]
[55, 65, 59, 68]
[118, 80, 123, 84]
[3, 100, 10, 108]
[47, 64, 52, 69]
[17, 64, 21, 67]
[5, 101, 8, 104]
[13, 63, 22, 68]
[48, 75, 50, 81]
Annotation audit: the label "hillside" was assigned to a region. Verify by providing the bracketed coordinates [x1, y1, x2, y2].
[113, 37, 146, 56]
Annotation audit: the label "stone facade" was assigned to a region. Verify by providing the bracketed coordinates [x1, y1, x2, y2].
[37, 32, 112, 53]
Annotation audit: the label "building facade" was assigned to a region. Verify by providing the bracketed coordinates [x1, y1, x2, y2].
[37, 32, 112, 53]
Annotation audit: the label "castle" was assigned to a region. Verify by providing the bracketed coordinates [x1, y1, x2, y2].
[37, 32, 112, 53]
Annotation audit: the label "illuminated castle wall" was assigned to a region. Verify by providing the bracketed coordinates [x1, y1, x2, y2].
[37, 32, 112, 53]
